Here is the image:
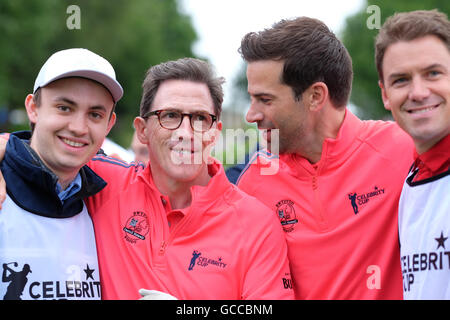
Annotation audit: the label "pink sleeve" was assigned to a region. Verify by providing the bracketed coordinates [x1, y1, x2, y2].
[85, 155, 145, 214]
[241, 201, 294, 300]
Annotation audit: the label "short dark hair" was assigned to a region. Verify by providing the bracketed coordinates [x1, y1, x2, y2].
[140, 58, 225, 119]
[239, 16, 353, 108]
[375, 9, 450, 83]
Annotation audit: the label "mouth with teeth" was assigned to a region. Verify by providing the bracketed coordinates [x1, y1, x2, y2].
[171, 148, 197, 156]
[60, 137, 87, 148]
[170, 145, 204, 165]
[406, 103, 440, 114]
[174, 149, 194, 154]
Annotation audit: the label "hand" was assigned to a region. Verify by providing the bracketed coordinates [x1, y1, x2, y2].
[138, 289, 178, 300]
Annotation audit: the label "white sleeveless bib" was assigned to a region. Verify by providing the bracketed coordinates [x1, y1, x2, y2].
[399, 172, 450, 299]
[0, 196, 101, 300]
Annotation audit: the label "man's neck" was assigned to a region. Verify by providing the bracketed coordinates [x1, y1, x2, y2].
[414, 133, 449, 155]
[151, 165, 212, 210]
[58, 174, 79, 191]
[294, 106, 346, 164]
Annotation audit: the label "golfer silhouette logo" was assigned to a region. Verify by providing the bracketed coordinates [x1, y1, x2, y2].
[2, 262, 32, 300]
[188, 250, 201, 271]
[348, 193, 358, 214]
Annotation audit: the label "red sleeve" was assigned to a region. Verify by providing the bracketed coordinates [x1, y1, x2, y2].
[85, 155, 145, 214]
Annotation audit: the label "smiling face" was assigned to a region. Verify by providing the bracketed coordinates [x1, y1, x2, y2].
[380, 35, 450, 153]
[134, 79, 221, 186]
[246, 60, 314, 155]
[26, 77, 116, 187]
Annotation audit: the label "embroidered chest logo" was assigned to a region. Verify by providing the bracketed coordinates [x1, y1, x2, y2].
[275, 199, 298, 232]
[347, 185, 385, 215]
[123, 211, 150, 244]
[187, 250, 227, 271]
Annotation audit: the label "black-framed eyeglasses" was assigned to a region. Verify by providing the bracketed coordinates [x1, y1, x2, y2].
[143, 109, 217, 132]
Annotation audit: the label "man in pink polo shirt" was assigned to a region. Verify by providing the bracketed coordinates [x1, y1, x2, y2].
[86, 58, 293, 300]
[376, 10, 450, 299]
[236, 17, 415, 299]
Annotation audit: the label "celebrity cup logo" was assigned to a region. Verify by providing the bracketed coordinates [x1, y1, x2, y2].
[187, 250, 227, 271]
[348, 186, 385, 215]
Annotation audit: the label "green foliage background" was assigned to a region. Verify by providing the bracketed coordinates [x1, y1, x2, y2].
[0, 0, 197, 146]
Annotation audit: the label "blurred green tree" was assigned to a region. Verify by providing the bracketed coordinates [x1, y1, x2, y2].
[0, 0, 197, 146]
[341, 0, 450, 119]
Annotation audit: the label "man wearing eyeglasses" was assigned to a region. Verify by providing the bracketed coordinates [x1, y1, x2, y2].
[85, 58, 294, 300]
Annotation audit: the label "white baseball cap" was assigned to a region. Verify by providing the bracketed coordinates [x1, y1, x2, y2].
[33, 48, 123, 102]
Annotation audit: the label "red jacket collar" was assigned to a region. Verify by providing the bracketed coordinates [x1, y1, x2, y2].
[413, 134, 450, 179]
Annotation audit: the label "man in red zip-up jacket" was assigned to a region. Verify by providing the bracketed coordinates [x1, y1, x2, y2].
[86, 58, 294, 300]
[236, 17, 415, 299]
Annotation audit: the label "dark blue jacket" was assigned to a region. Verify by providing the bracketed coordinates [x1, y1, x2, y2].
[1, 131, 106, 218]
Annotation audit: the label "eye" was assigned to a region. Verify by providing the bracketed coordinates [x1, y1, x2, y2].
[391, 77, 408, 86]
[57, 105, 71, 112]
[428, 70, 442, 78]
[161, 111, 181, 120]
[192, 113, 208, 122]
[90, 112, 104, 120]
[259, 97, 271, 104]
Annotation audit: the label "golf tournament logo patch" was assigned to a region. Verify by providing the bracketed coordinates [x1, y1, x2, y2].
[123, 211, 150, 244]
[187, 250, 227, 271]
[348, 185, 385, 215]
[276, 199, 298, 232]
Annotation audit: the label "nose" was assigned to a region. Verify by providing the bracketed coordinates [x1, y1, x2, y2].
[172, 114, 194, 143]
[67, 113, 88, 135]
[245, 100, 264, 123]
[408, 77, 430, 102]
[179, 114, 193, 131]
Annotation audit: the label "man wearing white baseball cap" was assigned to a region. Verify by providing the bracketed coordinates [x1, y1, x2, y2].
[0, 48, 121, 300]
[33, 48, 123, 103]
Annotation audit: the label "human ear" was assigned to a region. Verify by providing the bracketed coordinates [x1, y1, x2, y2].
[379, 80, 391, 110]
[133, 116, 150, 145]
[106, 112, 117, 135]
[308, 82, 328, 111]
[24, 94, 39, 124]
